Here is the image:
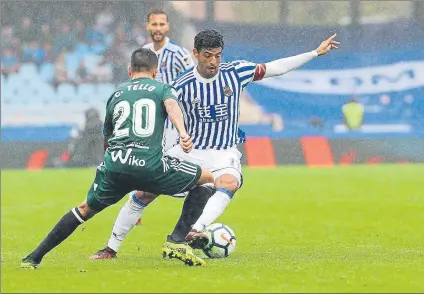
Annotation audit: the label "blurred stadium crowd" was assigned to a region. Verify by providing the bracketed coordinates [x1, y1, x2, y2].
[1, 5, 148, 85]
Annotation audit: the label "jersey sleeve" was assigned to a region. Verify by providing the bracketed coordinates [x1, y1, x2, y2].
[175, 48, 195, 73]
[163, 84, 179, 102]
[233, 60, 266, 89]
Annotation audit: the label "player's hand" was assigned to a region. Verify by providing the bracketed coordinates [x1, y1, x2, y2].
[315, 33, 340, 56]
[179, 132, 193, 153]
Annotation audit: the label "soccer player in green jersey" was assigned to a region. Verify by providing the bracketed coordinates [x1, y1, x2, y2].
[20, 48, 214, 269]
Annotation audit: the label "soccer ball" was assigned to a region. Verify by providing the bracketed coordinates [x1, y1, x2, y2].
[202, 223, 236, 258]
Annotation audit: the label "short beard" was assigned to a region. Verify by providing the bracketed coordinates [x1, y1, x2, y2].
[151, 33, 164, 43]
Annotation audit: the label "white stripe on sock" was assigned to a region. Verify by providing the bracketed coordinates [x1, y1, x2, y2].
[71, 208, 85, 223]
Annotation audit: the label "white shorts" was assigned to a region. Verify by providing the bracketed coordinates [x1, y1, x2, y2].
[166, 145, 243, 188]
[164, 127, 179, 151]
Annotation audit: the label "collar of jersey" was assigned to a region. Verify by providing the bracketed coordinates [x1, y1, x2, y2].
[151, 37, 170, 55]
[193, 66, 219, 83]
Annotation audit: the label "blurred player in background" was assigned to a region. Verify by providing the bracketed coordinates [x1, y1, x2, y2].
[342, 97, 364, 130]
[90, 8, 196, 260]
[21, 48, 214, 269]
[93, 29, 339, 266]
[142, 8, 195, 150]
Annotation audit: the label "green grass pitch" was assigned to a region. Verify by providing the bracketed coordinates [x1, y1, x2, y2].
[1, 165, 424, 293]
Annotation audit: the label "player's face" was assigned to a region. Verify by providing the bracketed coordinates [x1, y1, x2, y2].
[146, 14, 169, 44]
[194, 47, 222, 78]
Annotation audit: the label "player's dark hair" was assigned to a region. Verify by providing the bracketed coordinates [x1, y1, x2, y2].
[130, 48, 158, 73]
[194, 29, 224, 52]
[146, 8, 168, 22]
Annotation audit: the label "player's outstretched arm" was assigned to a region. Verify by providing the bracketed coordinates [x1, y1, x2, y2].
[164, 98, 193, 153]
[262, 33, 340, 79]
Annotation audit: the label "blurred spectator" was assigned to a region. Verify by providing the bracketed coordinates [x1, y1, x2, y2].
[114, 21, 131, 45]
[1, 25, 15, 49]
[74, 60, 94, 84]
[43, 43, 54, 62]
[92, 59, 113, 82]
[18, 17, 37, 43]
[342, 97, 365, 130]
[86, 24, 105, 45]
[39, 24, 53, 45]
[1, 47, 20, 75]
[96, 5, 115, 33]
[62, 108, 104, 168]
[54, 51, 68, 85]
[23, 41, 45, 65]
[54, 24, 77, 55]
[130, 22, 147, 46]
[74, 20, 86, 41]
[112, 55, 129, 84]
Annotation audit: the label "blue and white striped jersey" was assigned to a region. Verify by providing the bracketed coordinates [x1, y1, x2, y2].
[173, 60, 259, 150]
[143, 37, 194, 129]
[143, 37, 194, 85]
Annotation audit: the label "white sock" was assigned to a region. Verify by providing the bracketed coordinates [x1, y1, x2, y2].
[107, 194, 147, 252]
[192, 190, 231, 231]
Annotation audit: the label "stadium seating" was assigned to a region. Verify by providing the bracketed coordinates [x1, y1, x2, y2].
[39, 63, 54, 83]
[76, 83, 96, 103]
[56, 83, 77, 103]
[83, 54, 103, 74]
[75, 43, 90, 59]
[19, 63, 38, 78]
[65, 52, 81, 80]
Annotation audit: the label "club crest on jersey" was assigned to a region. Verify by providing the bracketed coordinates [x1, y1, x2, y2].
[224, 86, 233, 97]
[192, 97, 201, 104]
[183, 55, 191, 66]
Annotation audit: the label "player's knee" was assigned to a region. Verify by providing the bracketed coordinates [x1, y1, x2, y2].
[142, 192, 157, 204]
[215, 174, 238, 193]
[77, 201, 97, 220]
[198, 169, 214, 185]
[134, 190, 156, 204]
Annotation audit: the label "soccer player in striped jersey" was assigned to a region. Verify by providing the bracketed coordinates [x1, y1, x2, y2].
[142, 8, 195, 150]
[167, 30, 338, 251]
[92, 29, 339, 265]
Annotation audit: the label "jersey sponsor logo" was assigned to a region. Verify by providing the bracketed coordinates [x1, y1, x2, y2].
[196, 104, 228, 122]
[110, 148, 146, 167]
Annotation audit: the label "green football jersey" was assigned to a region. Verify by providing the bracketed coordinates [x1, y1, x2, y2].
[103, 77, 178, 172]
